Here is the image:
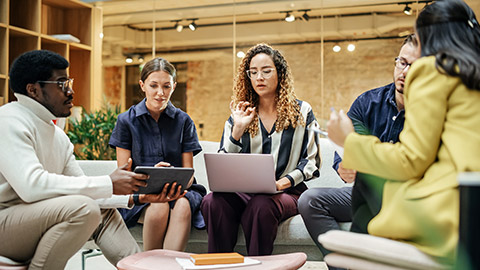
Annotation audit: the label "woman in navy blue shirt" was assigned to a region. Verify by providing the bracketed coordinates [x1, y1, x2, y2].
[109, 57, 205, 251]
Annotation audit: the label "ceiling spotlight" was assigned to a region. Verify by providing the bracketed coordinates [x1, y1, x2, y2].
[301, 10, 310, 21]
[175, 22, 183, 32]
[347, 43, 356, 52]
[189, 20, 197, 31]
[236, 51, 245, 58]
[125, 56, 133, 63]
[403, 4, 412, 15]
[138, 55, 144, 63]
[285, 12, 295, 22]
[333, 44, 341, 53]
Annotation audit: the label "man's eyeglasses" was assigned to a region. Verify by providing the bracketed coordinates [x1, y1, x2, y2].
[246, 68, 275, 79]
[394, 57, 412, 70]
[37, 78, 74, 93]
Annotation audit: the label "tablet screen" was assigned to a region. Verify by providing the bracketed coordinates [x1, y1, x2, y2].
[133, 166, 194, 195]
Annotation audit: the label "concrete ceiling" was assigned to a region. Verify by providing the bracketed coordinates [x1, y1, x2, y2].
[82, 0, 431, 65]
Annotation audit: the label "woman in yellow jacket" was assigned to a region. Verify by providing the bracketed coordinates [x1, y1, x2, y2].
[328, 0, 480, 265]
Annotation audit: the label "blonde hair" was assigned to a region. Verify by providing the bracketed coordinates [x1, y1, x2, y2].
[232, 43, 304, 137]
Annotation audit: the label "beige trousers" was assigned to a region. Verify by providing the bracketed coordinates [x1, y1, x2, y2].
[0, 195, 140, 270]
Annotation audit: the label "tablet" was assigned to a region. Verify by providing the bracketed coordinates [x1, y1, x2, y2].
[133, 166, 194, 195]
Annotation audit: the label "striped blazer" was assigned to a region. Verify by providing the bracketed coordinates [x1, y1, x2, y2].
[219, 100, 321, 192]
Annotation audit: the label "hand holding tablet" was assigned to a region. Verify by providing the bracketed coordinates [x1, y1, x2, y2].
[133, 166, 194, 195]
[140, 182, 186, 204]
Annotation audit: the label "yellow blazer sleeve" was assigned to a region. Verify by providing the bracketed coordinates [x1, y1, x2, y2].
[343, 56, 458, 181]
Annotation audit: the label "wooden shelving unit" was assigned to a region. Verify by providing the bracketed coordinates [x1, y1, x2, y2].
[0, 0, 101, 111]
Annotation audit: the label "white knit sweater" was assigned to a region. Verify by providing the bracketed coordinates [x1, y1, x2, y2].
[0, 94, 126, 209]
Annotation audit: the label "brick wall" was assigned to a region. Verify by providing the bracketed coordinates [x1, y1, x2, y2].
[187, 38, 402, 141]
[102, 0, 480, 142]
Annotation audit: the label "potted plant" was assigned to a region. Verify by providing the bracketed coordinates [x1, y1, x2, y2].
[67, 101, 121, 160]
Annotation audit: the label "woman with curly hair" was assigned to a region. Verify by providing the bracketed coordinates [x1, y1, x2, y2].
[201, 43, 321, 256]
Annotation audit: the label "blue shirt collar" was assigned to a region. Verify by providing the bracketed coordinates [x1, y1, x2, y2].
[385, 83, 402, 111]
[135, 98, 176, 119]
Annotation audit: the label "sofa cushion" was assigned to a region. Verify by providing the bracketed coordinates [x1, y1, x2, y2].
[307, 138, 346, 188]
[192, 141, 219, 190]
[77, 160, 117, 176]
[319, 230, 449, 270]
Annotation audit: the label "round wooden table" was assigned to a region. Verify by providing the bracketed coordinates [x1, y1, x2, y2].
[117, 249, 307, 270]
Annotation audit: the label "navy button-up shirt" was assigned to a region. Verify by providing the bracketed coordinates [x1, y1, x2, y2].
[333, 83, 405, 170]
[109, 99, 202, 169]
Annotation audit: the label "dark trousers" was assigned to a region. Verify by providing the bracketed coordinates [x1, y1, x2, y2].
[200, 191, 299, 256]
[298, 186, 352, 256]
[350, 173, 386, 233]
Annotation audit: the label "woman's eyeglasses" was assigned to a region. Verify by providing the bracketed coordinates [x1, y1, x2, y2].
[246, 68, 275, 79]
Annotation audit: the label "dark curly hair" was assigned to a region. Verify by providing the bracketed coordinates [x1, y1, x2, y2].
[9, 50, 69, 95]
[416, 0, 480, 90]
[232, 43, 304, 136]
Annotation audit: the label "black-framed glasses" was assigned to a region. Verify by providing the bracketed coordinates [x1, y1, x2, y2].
[246, 68, 275, 79]
[37, 78, 74, 93]
[394, 57, 412, 70]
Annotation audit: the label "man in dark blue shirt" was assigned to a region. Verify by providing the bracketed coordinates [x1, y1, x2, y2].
[299, 34, 420, 257]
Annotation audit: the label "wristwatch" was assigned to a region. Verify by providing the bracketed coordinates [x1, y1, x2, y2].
[132, 194, 142, 205]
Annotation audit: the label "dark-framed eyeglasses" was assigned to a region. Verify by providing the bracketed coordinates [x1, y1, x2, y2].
[246, 68, 276, 79]
[394, 57, 412, 70]
[37, 78, 74, 93]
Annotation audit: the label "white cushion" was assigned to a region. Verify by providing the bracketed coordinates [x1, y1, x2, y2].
[324, 253, 407, 270]
[192, 141, 219, 190]
[77, 160, 117, 176]
[318, 230, 448, 270]
[306, 138, 346, 188]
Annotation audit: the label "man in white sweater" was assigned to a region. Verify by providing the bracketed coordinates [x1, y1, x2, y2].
[0, 50, 153, 269]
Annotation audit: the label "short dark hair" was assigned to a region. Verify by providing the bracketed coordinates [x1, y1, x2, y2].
[9, 50, 69, 95]
[416, 0, 480, 90]
[140, 57, 176, 83]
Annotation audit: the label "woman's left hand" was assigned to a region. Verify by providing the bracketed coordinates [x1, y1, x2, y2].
[327, 109, 354, 147]
[154, 161, 171, 167]
[141, 182, 186, 203]
[276, 177, 291, 191]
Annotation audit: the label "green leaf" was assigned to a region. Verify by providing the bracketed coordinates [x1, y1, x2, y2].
[67, 98, 120, 160]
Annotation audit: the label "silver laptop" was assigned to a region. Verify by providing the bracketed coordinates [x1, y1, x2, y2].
[204, 153, 280, 194]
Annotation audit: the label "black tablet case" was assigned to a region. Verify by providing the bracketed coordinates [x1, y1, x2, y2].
[133, 166, 194, 194]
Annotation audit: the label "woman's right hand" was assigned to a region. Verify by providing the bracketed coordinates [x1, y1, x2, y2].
[230, 100, 256, 140]
[139, 182, 186, 203]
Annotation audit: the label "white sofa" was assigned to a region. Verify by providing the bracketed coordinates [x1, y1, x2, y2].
[77, 138, 349, 260]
